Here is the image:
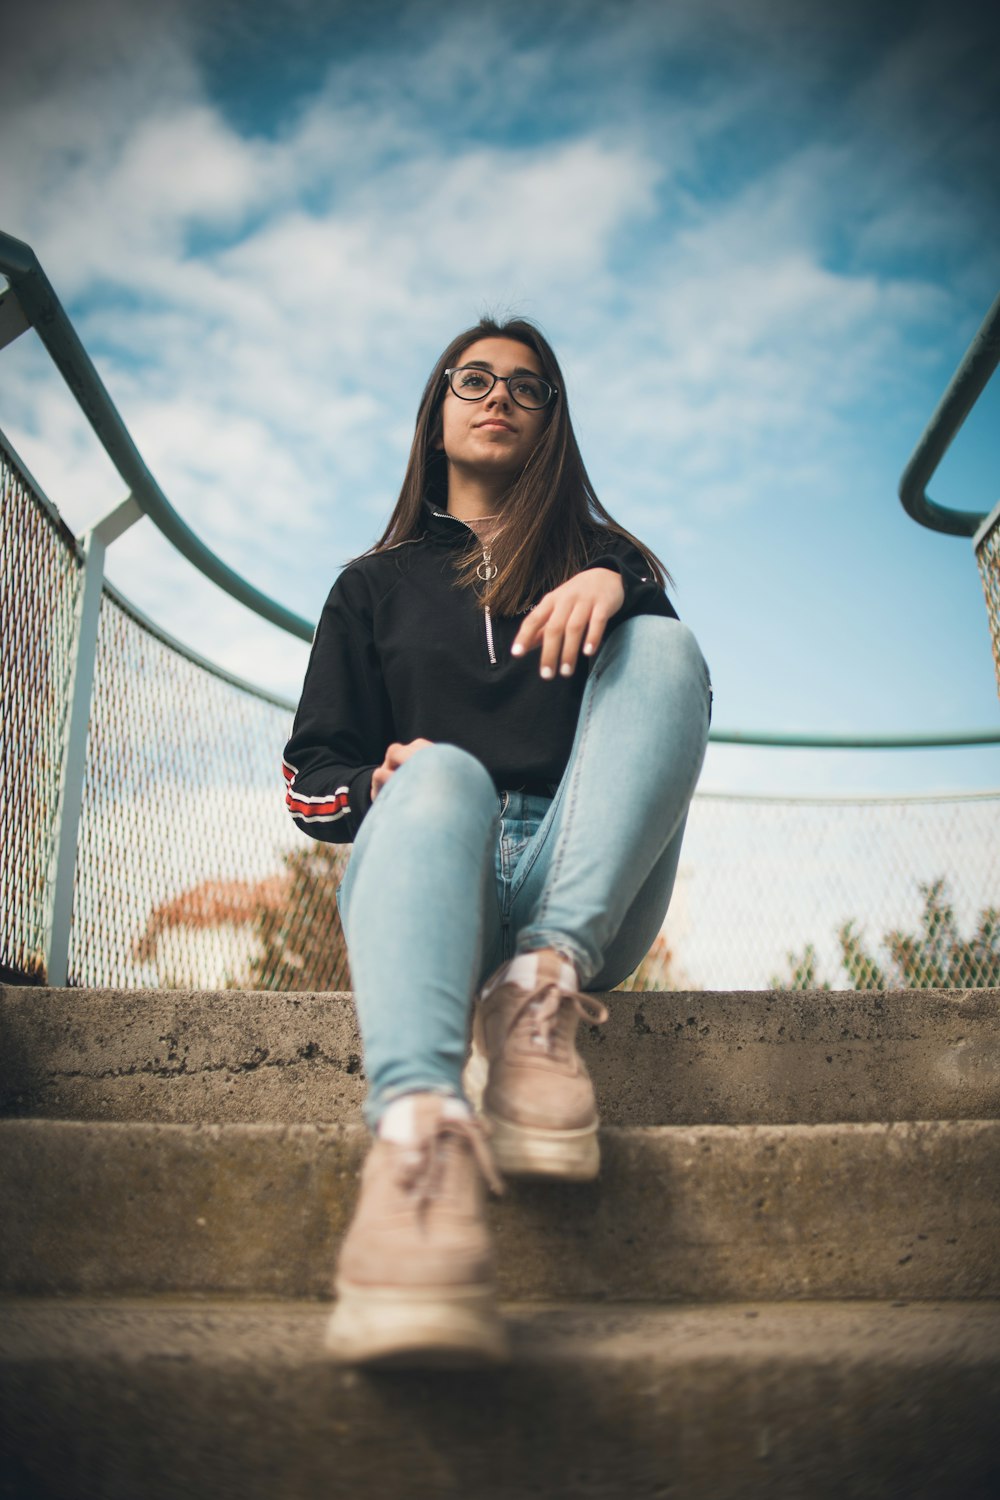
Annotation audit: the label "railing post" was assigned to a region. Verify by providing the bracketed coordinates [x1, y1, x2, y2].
[0, 285, 30, 353]
[44, 494, 142, 986]
[974, 498, 1000, 700]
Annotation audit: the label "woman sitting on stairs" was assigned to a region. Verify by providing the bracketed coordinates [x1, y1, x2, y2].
[283, 316, 711, 1365]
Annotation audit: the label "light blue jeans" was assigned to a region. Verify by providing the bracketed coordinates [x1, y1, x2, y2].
[338, 616, 711, 1127]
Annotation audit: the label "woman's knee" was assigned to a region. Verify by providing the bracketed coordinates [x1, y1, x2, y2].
[604, 616, 710, 698]
[380, 742, 497, 823]
[343, 744, 497, 923]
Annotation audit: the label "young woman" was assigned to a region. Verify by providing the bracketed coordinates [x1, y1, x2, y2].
[283, 318, 711, 1365]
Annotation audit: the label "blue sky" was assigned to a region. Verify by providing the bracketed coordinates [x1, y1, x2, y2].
[1, 0, 998, 798]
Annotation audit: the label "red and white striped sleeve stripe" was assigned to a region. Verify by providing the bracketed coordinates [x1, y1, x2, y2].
[282, 758, 351, 823]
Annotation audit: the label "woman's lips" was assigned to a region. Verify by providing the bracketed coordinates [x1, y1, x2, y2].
[476, 420, 516, 432]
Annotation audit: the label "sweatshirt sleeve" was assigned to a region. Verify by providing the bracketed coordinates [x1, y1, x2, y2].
[282, 564, 393, 844]
[582, 534, 679, 628]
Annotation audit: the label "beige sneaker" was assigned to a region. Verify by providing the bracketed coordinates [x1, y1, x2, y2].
[464, 950, 609, 1181]
[325, 1094, 508, 1366]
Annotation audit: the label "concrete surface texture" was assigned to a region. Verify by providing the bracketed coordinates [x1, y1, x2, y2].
[2, 1300, 999, 1500]
[2, 985, 998, 1125]
[1, 983, 999, 1499]
[1, 1117, 998, 1300]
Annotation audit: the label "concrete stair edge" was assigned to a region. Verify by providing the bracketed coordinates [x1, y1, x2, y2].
[3, 983, 998, 1497]
[2, 1298, 998, 1500]
[3, 985, 998, 1127]
[2, 1117, 997, 1302]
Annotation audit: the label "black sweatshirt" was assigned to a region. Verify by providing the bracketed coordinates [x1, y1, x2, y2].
[283, 506, 678, 844]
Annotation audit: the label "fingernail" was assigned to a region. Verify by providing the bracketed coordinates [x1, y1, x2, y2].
[560, 663, 573, 677]
[583, 643, 595, 656]
[511, 644, 524, 656]
[540, 666, 554, 680]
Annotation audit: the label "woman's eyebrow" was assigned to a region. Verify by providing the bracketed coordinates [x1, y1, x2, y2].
[464, 360, 541, 375]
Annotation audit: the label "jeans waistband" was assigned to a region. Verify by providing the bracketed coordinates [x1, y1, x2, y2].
[498, 790, 554, 819]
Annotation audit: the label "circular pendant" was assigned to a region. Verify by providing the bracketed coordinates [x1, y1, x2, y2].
[477, 561, 498, 581]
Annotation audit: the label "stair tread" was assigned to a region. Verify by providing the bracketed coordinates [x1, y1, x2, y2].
[5, 985, 997, 1126]
[3, 1295, 999, 1365]
[3, 1113, 998, 1137]
[4, 995, 998, 1496]
[2, 1117, 998, 1302]
[3, 1299, 998, 1500]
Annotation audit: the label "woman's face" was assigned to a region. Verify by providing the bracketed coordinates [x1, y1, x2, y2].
[437, 336, 550, 484]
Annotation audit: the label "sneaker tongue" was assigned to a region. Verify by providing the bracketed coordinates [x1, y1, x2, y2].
[378, 1096, 422, 1143]
[486, 952, 578, 997]
[501, 953, 542, 991]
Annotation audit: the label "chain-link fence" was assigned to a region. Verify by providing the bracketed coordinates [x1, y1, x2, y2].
[2, 449, 998, 993]
[977, 505, 1000, 699]
[68, 586, 353, 991]
[642, 791, 999, 992]
[0, 433, 350, 992]
[0, 438, 82, 983]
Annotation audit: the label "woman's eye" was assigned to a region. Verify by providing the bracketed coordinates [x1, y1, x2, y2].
[514, 380, 541, 399]
[460, 371, 488, 389]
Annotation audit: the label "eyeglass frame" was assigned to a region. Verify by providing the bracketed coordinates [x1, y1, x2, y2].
[443, 366, 559, 410]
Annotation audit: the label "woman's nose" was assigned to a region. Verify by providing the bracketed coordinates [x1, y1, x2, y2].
[484, 380, 512, 409]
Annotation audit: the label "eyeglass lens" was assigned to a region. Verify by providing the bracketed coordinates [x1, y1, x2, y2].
[448, 368, 553, 409]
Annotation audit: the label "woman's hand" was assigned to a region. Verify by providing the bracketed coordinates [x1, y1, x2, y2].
[371, 738, 435, 800]
[511, 567, 625, 679]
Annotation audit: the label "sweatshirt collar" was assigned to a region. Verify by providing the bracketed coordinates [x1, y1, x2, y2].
[423, 500, 482, 548]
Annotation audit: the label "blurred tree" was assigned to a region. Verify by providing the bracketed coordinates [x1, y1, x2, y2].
[772, 878, 999, 991]
[247, 844, 351, 991]
[617, 931, 700, 992]
[773, 942, 831, 993]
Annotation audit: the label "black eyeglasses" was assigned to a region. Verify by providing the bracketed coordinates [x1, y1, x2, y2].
[445, 366, 558, 411]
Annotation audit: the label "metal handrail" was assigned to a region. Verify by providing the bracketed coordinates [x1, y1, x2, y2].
[710, 728, 999, 749]
[898, 289, 1000, 537]
[2, 230, 998, 751]
[0, 230, 314, 641]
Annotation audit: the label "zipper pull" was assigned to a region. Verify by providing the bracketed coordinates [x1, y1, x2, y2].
[478, 546, 498, 665]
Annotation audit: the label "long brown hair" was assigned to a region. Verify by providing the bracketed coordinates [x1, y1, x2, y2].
[370, 316, 671, 616]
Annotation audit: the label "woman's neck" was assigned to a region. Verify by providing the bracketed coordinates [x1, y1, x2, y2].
[462, 513, 500, 543]
[445, 466, 510, 523]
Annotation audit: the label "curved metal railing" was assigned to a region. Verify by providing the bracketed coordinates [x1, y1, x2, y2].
[2, 234, 998, 992]
[0, 230, 313, 641]
[895, 285, 1000, 695]
[2, 231, 996, 749]
[898, 289, 1000, 537]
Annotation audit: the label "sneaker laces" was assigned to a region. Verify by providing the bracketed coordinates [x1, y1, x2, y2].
[393, 1114, 505, 1209]
[507, 982, 609, 1060]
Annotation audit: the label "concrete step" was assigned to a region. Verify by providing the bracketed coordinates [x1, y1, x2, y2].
[2, 1118, 997, 1302]
[3, 984, 997, 1126]
[2, 1298, 998, 1500]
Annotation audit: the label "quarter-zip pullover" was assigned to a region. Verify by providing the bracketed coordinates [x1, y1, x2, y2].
[283, 506, 678, 843]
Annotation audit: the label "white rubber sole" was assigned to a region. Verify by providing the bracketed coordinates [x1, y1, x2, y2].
[462, 1043, 490, 1111]
[325, 1280, 509, 1368]
[463, 1043, 602, 1182]
[486, 1112, 601, 1181]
